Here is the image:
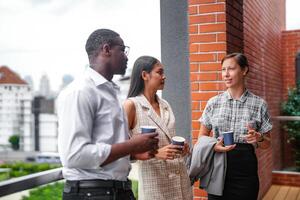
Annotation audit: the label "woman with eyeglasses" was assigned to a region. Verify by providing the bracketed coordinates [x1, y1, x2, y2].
[123, 56, 193, 200]
[199, 53, 272, 200]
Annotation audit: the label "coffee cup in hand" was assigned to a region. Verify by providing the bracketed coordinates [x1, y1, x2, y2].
[221, 131, 234, 146]
[171, 136, 185, 148]
[141, 126, 157, 134]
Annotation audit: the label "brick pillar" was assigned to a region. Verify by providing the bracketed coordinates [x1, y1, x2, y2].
[189, 0, 227, 199]
[282, 30, 300, 99]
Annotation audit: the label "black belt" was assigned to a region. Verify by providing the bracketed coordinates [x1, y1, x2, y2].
[66, 179, 132, 190]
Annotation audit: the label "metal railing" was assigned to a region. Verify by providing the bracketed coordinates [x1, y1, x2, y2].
[0, 116, 297, 197]
[0, 167, 63, 197]
[272, 116, 300, 121]
[272, 115, 300, 171]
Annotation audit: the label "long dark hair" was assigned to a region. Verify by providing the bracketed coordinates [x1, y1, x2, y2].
[221, 53, 249, 74]
[127, 56, 159, 98]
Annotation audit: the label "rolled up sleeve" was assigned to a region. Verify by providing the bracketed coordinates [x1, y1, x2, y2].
[258, 101, 273, 134]
[199, 101, 213, 130]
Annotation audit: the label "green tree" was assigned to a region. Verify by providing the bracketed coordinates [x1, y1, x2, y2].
[8, 135, 20, 150]
[282, 81, 300, 171]
[21, 182, 63, 200]
[21, 181, 139, 200]
[0, 162, 61, 178]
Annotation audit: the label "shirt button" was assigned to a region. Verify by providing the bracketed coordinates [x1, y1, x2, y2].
[86, 193, 91, 196]
[168, 173, 175, 178]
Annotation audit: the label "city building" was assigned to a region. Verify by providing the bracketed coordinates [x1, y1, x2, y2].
[23, 75, 34, 91]
[0, 66, 33, 151]
[38, 74, 51, 98]
[32, 96, 58, 152]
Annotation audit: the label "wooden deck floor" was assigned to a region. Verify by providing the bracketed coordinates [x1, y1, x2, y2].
[263, 185, 300, 200]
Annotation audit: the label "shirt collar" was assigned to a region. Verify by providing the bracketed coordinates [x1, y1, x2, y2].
[86, 67, 120, 90]
[137, 94, 169, 110]
[225, 89, 249, 102]
[86, 67, 108, 86]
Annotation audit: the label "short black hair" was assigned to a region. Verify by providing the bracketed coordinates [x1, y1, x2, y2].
[221, 53, 249, 74]
[85, 29, 119, 62]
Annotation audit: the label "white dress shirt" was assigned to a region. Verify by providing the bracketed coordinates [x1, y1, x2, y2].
[57, 67, 131, 181]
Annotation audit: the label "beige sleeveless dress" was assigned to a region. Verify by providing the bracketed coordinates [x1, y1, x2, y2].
[129, 95, 193, 200]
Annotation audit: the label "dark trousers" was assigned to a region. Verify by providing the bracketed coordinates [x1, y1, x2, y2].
[208, 144, 259, 200]
[62, 180, 136, 200]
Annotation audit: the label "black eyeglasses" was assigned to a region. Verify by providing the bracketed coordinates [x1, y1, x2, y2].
[114, 44, 130, 56]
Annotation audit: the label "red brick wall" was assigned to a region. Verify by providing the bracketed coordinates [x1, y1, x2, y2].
[189, 0, 286, 199]
[272, 171, 300, 187]
[189, 0, 226, 199]
[281, 30, 300, 98]
[226, 0, 244, 53]
[243, 0, 285, 197]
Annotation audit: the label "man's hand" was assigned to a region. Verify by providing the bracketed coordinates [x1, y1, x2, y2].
[101, 133, 159, 166]
[130, 133, 159, 154]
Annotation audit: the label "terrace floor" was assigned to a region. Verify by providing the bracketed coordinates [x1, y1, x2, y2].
[263, 185, 300, 200]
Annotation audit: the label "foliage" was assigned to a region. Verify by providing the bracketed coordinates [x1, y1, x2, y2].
[8, 135, 20, 150]
[131, 179, 138, 199]
[282, 81, 300, 170]
[21, 182, 63, 200]
[0, 170, 10, 181]
[0, 162, 61, 178]
[20, 180, 138, 200]
[0, 161, 137, 199]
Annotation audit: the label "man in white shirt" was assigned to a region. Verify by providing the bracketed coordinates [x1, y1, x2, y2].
[57, 29, 159, 200]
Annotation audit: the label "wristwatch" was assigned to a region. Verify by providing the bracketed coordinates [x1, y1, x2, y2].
[257, 132, 264, 142]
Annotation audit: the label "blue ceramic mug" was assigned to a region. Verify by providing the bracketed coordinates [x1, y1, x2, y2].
[222, 131, 234, 146]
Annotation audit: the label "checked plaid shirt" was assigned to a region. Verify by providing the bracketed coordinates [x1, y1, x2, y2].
[200, 89, 272, 143]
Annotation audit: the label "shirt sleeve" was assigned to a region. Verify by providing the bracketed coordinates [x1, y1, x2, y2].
[199, 100, 213, 130]
[258, 101, 273, 134]
[57, 89, 111, 169]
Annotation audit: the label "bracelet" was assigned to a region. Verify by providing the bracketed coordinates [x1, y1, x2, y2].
[257, 133, 264, 142]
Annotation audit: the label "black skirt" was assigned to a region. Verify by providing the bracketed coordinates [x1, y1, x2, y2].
[208, 143, 259, 200]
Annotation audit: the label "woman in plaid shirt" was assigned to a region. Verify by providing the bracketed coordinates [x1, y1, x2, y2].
[199, 53, 272, 200]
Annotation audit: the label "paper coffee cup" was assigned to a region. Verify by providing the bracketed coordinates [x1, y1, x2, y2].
[222, 131, 234, 146]
[140, 125, 157, 134]
[171, 136, 185, 147]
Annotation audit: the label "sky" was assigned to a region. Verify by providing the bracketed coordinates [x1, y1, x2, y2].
[286, 0, 300, 30]
[0, 0, 160, 91]
[0, 0, 299, 91]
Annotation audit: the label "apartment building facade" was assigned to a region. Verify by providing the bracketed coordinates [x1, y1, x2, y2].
[0, 66, 33, 151]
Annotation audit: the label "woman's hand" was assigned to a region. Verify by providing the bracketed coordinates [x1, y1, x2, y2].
[155, 144, 183, 160]
[214, 138, 236, 152]
[245, 130, 262, 144]
[182, 142, 190, 156]
[245, 127, 263, 144]
[132, 150, 158, 161]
